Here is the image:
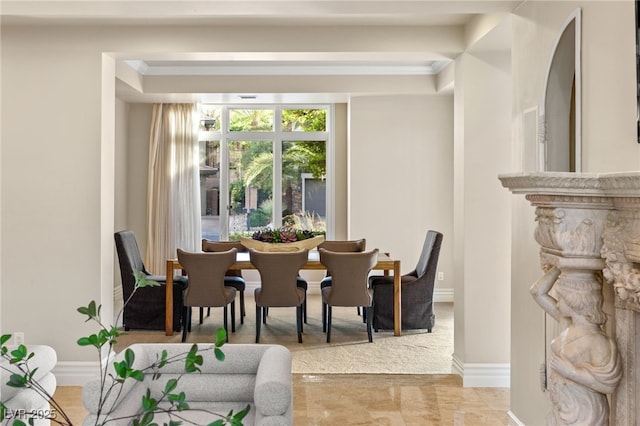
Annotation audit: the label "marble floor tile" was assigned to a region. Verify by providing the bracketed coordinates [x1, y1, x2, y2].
[292, 374, 509, 425]
[53, 373, 510, 425]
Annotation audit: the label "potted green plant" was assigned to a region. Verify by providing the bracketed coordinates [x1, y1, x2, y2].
[240, 227, 325, 252]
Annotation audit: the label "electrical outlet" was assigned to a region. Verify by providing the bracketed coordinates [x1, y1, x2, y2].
[13, 332, 24, 345]
[438, 272, 445, 281]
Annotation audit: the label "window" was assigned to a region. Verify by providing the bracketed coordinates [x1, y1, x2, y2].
[199, 105, 331, 241]
[229, 108, 274, 131]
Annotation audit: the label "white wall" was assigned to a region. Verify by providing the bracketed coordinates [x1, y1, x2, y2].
[121, 104, 154, 261]
[580, 2, 639, 172]
[115, 100, 129, 241]
[452, 45, 512, 385]
[332, 103, 350, 239]
[349, 95, 454, 292]
[1, 27, 105, 360]
[509, 1, 640, 424]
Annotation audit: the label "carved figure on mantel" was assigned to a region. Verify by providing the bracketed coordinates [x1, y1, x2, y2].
[601, 211, 640, 311]
[530, 265, 622, 425]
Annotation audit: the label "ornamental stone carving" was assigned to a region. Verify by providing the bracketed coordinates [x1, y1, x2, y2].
[530, 258, 622, 425]
[500, 172, 640, 426]
[532, 206, 607, 257]
[602, 209, 640, 312]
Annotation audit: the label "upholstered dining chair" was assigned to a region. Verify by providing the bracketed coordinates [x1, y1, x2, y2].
[319, 248, 379, 343]
[114, 230, 188, 331]
[369, 230, 443, 332]
[177, 248, 238, 342]
[318, 239, 367, 285]
[201, 240, 247, 324]
[249, 249, 308, 344]
[318, 239, 367, 313]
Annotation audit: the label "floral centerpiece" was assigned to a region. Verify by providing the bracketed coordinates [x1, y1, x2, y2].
[241, 227, 325, 252]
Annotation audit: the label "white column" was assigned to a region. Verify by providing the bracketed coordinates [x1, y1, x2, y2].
[452, 50, 512, 386]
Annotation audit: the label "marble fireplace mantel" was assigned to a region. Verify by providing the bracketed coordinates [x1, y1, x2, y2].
[499, 171, 640, 425]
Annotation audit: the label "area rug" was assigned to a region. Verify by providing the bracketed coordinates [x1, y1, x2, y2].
[114, 293, 454, 375]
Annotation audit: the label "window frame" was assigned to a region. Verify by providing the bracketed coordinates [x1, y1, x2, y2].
[198, 103, 334, 239]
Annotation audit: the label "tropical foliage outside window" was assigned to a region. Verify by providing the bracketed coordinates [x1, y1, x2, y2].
[199, 106, 328, 241]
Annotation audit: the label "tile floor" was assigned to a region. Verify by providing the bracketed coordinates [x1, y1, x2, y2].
[54, 373, 510, 425]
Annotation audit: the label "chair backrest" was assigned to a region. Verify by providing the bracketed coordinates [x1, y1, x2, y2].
[177, 248, 237, 307]
[115, 230, 146, 274]
[249, 249, 308, 307]
[317, 239, 366, 277]
[114, 230, 150, 298]
[319, 248, 379, 307]
[202, 240, 247, 277]
[317, 239, 366, 253]
[414, 230, 443, 279]
[201, 239, 248, 253]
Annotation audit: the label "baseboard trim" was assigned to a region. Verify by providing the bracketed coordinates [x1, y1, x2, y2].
[53, 361, 100, 386]
[451, 354, 510, 388]
[507, 411, 525, 426]
[452, 353, 464, 377]
[54, 351, 114, 386]
[433, 288, 454, 302]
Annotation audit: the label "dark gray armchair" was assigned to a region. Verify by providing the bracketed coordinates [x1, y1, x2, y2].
[114, 230, 187, 331]
[370, 230, 443, 332]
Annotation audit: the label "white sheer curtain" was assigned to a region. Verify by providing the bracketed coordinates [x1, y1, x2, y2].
[145, 103, 201, 274]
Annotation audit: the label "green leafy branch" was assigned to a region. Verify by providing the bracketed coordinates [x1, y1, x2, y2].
[91, 328, 247, 425]
[1, 269, 249, 425]
[75, 270, 160, 423]
[0, 334, 73, 425]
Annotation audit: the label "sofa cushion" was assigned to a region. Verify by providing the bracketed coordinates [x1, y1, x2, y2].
[83, 401, 255, 426]
[83, 343, 292, 426]
[129, 343, 276, 375]
[3, 372, 56, 410]
[0, 345, 57, 402]
[155, 401, 255, 425]
[145, 373, 256, 402]
[254, 346, 292, 416]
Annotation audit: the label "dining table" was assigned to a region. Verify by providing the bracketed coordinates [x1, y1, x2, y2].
[164, 250, 402, 336]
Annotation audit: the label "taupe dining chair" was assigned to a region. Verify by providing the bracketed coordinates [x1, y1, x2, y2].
[177, 248, 238, 343]
[250, 248, 308, 343]
[201, 240, 247, 324]
[318, 239, 367, 285]
[318, 239, 367, 317]
[319, 248, 379, 343]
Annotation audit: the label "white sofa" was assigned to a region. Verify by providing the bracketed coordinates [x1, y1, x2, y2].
[1, 345, 57, 426]
[82, 343, 293, 426]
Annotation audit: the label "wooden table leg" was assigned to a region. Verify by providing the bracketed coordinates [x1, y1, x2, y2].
[383, 253, 390, 276]
[393, 260, 401, 336]
[165, 260, 174, 336]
